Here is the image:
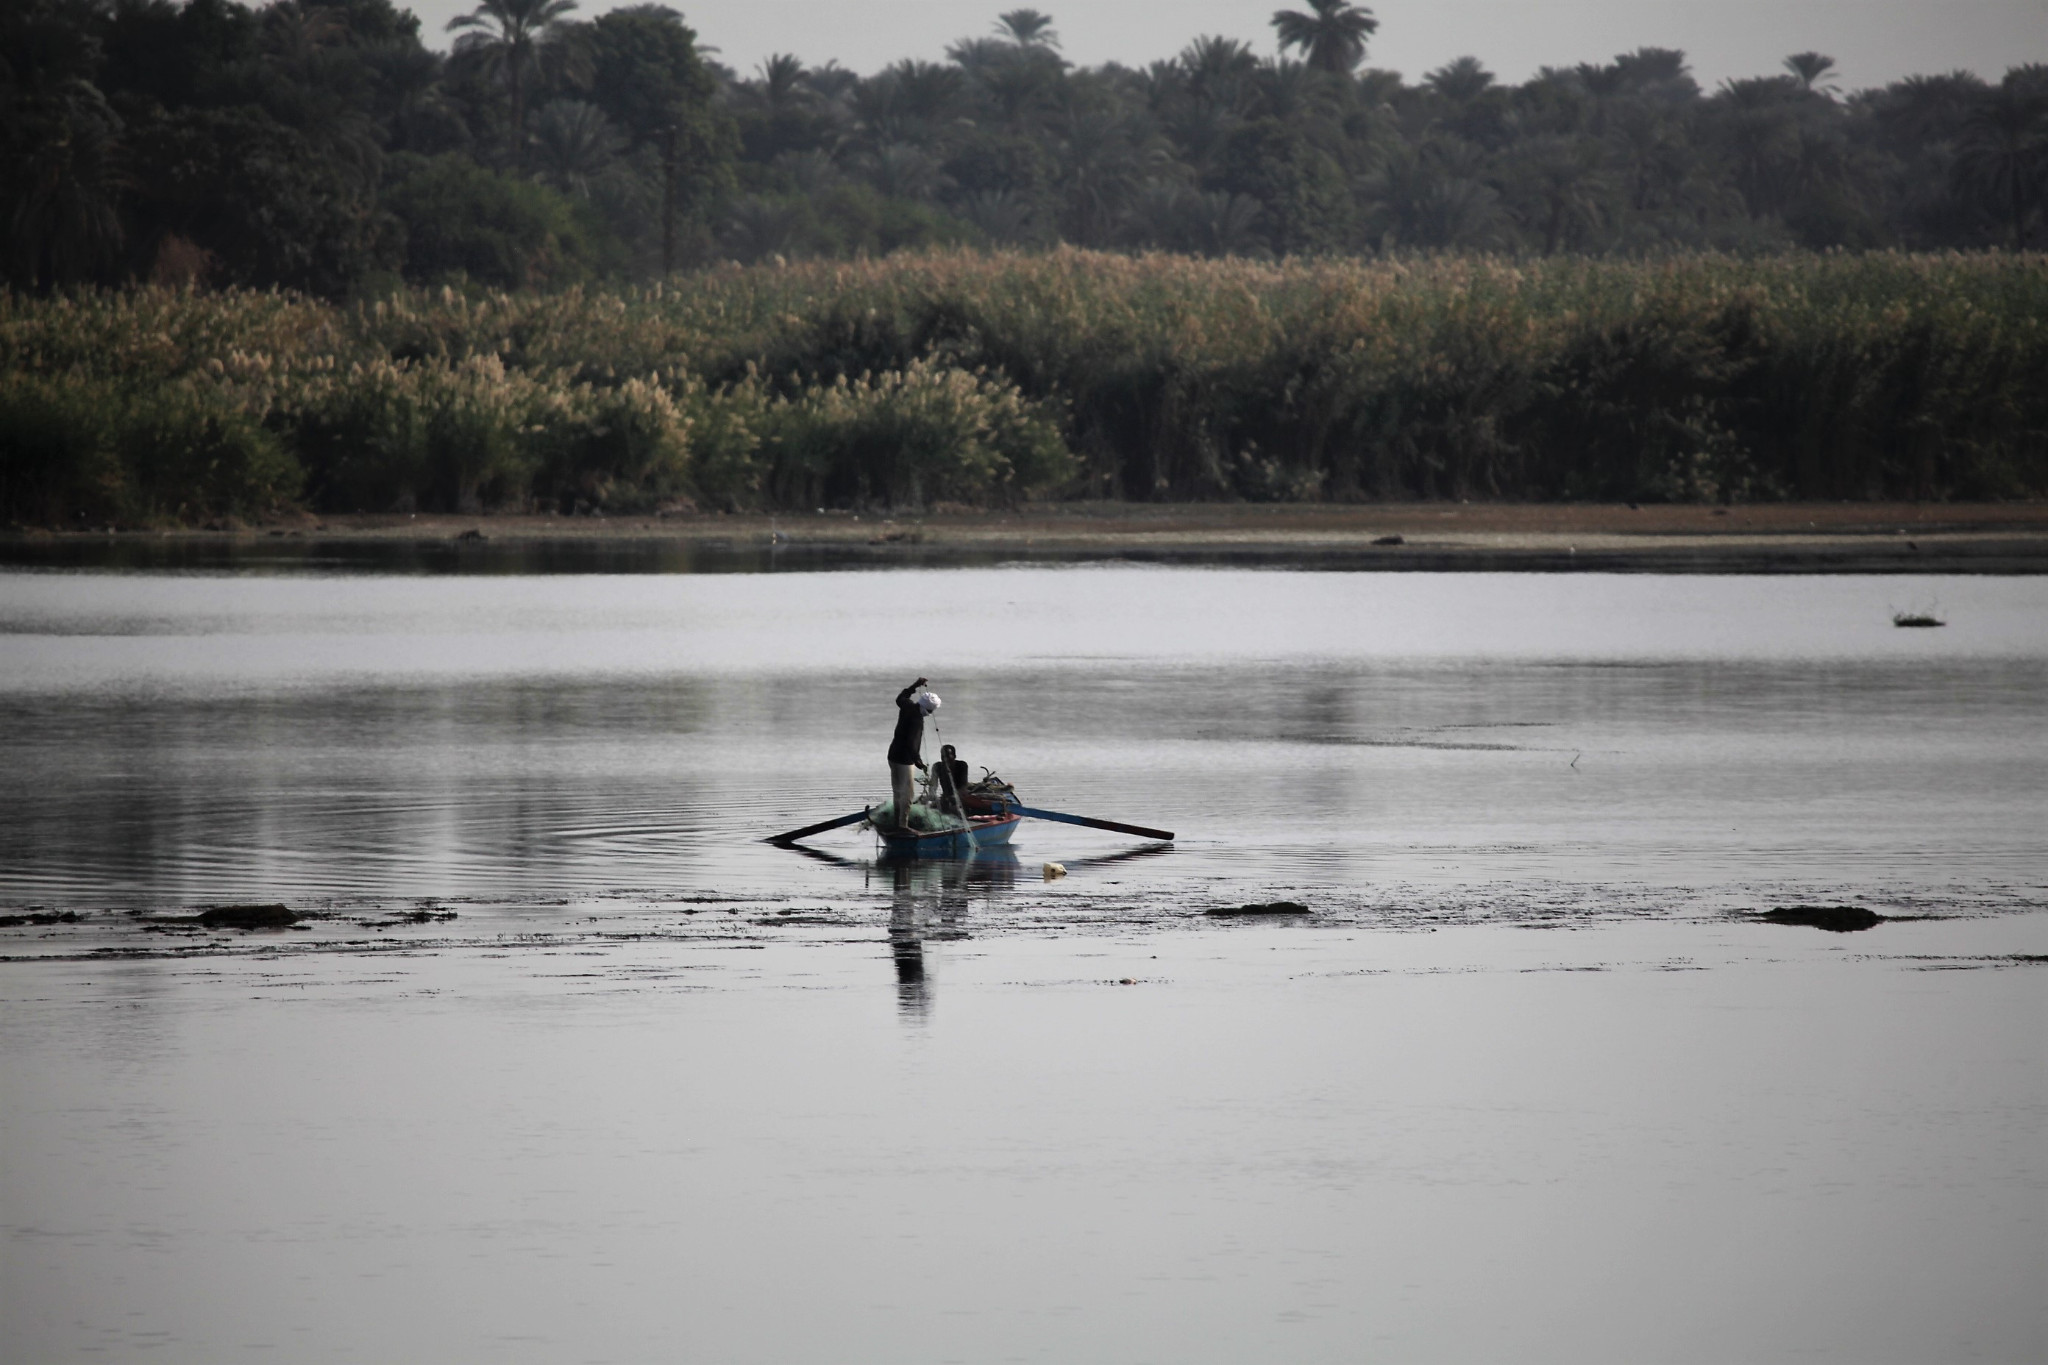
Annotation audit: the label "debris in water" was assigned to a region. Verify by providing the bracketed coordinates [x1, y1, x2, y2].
[1371, 534, 1404, 546]
[1758, 905, 1885, 932]
[1892, 612, 1944, 628]
[1206, 901, 1311, 917]
[0, 910, 81, 926]
[359, 908, 458, 926]
[196, 904, 300, 928]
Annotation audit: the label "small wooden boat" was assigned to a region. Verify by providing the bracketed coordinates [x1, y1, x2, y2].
[872, 810, 1022, 860]
[766, 767, 1172, 861]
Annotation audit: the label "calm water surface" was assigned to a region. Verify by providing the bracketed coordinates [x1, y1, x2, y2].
[2, 567, 2043, 912]
[2, 567, 2043, 1363]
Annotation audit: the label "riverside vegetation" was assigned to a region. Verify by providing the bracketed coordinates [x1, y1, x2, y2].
[3, 249, 2045, 526]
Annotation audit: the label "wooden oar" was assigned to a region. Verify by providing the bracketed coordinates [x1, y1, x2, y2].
[765, 809, 869, 845]
[1014, 805, 1174, 842]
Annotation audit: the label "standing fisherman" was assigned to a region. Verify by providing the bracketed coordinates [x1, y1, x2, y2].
[888, 677, 939, 831]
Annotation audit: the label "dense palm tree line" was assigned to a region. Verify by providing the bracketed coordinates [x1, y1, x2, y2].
[3, 0, 2046, 295]
[1, 0, 728, 292]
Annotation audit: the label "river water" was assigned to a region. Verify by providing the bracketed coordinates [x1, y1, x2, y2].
[2, 565, 2043, 1363]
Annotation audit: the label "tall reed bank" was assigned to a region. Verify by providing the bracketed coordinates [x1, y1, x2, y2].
[3, 250, 2043, 526]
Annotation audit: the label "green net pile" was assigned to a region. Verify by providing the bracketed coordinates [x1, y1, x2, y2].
[866, 800, 968, 833]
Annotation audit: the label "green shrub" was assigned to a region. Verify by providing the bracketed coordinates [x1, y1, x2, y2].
[295, 354, 547, 512]
[0, 370, 296, 525]
[748, 358, 1071, 508]
[4, 251, 2044, 526]
[115, 380, 299, 521]
[0, 372, 124, 525]
[383, 154, 624, 291]
[534, 375, 693, 513]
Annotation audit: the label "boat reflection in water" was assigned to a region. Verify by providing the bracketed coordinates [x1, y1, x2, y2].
[881, 849, 1021, 1018]
[778, 841, 1173, 1017]
[877, 844, 1176, 1017]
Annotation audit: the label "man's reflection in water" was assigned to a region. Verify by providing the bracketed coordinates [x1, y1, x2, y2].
[843, 844, 1168, 1018]
[888, 903, 930, 1017]
[881, 851, 1019, 1019]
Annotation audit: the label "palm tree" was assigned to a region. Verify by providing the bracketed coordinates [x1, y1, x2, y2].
[1056, 108, 1149, 244]
[1194, 190, 1263, 255]
[1125, 179, 1192, 248]
[7, 84, 129, 290]
[995, 9, 1059, 50]
[1509, 135, 1610, 253]
[1611, 47, 1693, 97]
[529, 99, 618, 198]
[975, 58, 1061, 129]
[446, 0, 580, 160]
[1425, 56, 1494, 105]
[1127, 182, 1262, 255]
[260, 0, 347, 74]
[802, 61, 861, 103]
[962, 188, 1037, 244]
[882, 59, 966, 126]
[1270, 0, 1376, 76]
[1714, 77, 1804, 217]
[754, 54, 813, 115]
[1783, 52, 1839, 97]
[775, 149, 842, 197]
[1359, 147, 1504, 251]
[1953, 83, 2047, 248]
[366, 45, 458, 153]
[1251, 58, 1341, 124]
[1608, 99, 1695, 213]
[722, 194, 806, 262]
[1180, 35, 1259, 110]
[867, 142, 946, 200]
[1162, 96, 1242, 177]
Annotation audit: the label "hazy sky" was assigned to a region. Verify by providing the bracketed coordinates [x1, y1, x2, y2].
[408, 0, 2046, 90]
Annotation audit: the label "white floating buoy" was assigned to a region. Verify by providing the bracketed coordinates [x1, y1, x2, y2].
[1042, 862, 1067, 880]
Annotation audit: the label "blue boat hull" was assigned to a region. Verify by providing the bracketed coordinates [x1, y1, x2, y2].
[876, 812, 1022, 860]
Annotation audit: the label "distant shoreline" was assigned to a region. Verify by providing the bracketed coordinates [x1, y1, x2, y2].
[8, 502, 2048, 574]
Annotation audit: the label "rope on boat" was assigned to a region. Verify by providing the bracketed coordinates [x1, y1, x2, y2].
[890, 714, 973, 851]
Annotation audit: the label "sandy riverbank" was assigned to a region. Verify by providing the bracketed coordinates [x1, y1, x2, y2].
[8, 501, 2048, 572]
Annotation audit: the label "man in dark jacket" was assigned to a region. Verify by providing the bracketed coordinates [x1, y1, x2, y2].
[888, 677, 934, 831]
[935, 743, 970, 797]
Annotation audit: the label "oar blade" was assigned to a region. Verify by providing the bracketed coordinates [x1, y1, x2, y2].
[765, 809, 869, 845]
[1013, 805, 1174, 842]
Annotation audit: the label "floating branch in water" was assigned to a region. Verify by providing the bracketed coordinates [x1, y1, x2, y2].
[1892, 611, 1945, 628]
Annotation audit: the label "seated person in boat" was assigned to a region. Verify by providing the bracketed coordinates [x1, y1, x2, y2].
[935, 744, 971, 808]
[888, 677, 936, 831]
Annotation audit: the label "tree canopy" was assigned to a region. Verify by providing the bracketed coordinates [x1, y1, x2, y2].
[3, 0, 2044, 295]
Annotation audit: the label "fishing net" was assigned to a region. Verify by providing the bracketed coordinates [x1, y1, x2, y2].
[866, 800, 967, 833]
